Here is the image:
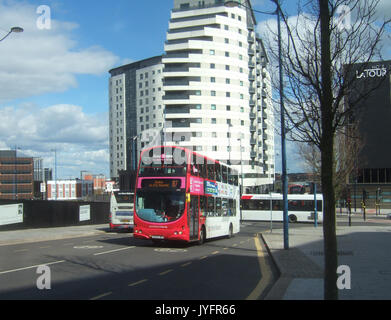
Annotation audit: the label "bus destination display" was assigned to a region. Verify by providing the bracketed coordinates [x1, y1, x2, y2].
[141, 179, 182, 189]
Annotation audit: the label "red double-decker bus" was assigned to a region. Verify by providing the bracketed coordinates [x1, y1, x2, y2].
[133, 146, 240, 244]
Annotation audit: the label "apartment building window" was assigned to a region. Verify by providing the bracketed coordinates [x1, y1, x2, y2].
[226, 78, 230, 84]
[211, 91, 216, 96]
[226, 105, 231, 111]
[210, 49, 215, 55]
[225, 38, 229, 44]
[212, 146, 218, 151]
[211, 104, 216, 110]
[212, 118, 216, 124]
[225, 65, 230, 71]
[212, 132, 217, 138]
[211, 77, 216, 83]
[225, 52, 230, 57]
[210, 63, 215, 69]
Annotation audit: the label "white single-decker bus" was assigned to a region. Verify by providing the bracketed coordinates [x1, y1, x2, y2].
[241, 193, 323, 223]
[109, 191, 134, 231]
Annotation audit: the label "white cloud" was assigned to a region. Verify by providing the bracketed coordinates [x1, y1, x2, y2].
[0, 1, 119, 178]
[0, 1, 119, 102]
[0, 103, 109, 178]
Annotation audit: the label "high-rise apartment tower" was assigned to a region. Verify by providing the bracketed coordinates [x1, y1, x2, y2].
[162, 0, 275, 191]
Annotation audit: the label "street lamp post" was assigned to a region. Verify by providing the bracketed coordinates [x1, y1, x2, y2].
[0, 26, 24, 42]
[51, 149, 57, 200]
[225, 0, 289, 249]
[272, 0, 289, 250]
[132, 136, 138, 172]
[237, 138, 244, 222]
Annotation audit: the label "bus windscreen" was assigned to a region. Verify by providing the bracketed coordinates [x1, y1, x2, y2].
[136, 190, 185, 223]
[114, 192, 133, 203]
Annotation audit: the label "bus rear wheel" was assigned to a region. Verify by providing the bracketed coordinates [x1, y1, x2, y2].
[289, 214, 297, 223]
[198, 226, 206, 245]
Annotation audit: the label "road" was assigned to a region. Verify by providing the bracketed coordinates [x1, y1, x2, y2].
[0, 222, 277, 300]
[0, 215, 387, 300]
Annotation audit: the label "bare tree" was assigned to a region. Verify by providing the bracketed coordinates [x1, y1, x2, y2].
[297, 121, 363, 199]
[264, 0, 390, 299]
[297, 142, 321, 179]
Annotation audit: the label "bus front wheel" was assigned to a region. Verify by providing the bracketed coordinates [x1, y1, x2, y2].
[227, 223, 234, 239]
[289, 214, 297, 223]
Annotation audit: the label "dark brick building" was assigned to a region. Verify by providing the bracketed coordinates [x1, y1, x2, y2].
[0, 150, 34, 200]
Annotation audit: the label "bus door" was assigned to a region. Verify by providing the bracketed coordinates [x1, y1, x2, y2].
[189, 196, 199, 240]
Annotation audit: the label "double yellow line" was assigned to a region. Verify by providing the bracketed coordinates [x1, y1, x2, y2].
[246, 235, 273, 300]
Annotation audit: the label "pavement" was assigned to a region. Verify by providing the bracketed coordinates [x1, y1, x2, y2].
[1, 213, 391, 300]
[263, 212, 391, 300]
[0, 224, 108, 247]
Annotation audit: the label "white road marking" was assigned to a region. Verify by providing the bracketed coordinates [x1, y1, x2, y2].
[90, 291, 113, 300]
[159, 269, 173, 276]
[93, 246, 135, 256]
[0, 260, 65, 275]
[128, 279, 148, 287]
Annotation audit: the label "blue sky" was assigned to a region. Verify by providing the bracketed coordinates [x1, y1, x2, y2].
[0, 0, 390, 179]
